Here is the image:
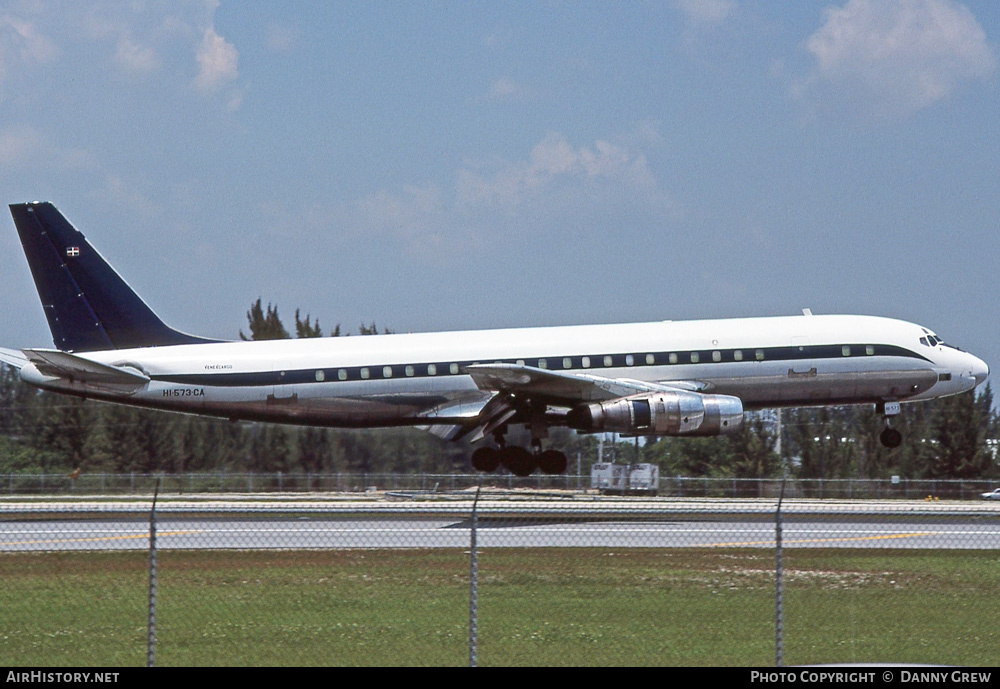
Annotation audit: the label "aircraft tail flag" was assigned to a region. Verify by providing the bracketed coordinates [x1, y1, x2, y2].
[8, 202, 221, 352]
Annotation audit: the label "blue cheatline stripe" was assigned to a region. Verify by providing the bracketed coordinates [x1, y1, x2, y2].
[150, 342, 930, 388]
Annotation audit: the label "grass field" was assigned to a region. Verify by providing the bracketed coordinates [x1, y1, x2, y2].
[0, 548, 997, 666]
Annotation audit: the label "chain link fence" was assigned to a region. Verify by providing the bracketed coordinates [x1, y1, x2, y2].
[3, 472, 999, 500]
[1, 482, 999, 666]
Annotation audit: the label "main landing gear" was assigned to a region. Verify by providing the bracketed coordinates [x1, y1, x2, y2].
[470, 445, 568, 477]
[470, 408, 569, 476]
[878, 400, 903, 449]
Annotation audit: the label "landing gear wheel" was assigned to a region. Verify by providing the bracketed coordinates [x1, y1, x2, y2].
[880, 427, 902, 449]
[471, 447, 500, 472]
[538, 449, 568, 475]
[500, 446, 535, 477]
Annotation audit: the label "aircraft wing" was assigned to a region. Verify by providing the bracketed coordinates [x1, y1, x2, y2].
[454, 363, 712, 442]
[465, 363, 705, 401]
[22, 349, 150, 394]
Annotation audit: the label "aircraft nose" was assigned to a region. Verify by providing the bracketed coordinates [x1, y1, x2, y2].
[972, 357, 990, 387]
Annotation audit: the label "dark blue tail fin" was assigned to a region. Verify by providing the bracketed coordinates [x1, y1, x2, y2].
[9, 202, 222, 352]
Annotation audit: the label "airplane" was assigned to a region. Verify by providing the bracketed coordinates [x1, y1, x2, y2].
[0, 202, 990, 476]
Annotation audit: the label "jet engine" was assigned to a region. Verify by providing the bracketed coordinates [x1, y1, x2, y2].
[566, 391, 744, 436]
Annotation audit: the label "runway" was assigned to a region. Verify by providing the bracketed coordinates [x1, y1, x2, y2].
[1, 496, 998, 551]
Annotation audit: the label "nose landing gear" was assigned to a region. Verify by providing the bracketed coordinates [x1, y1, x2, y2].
[879, 426, 902, 449]
[877, 400, 903, 448]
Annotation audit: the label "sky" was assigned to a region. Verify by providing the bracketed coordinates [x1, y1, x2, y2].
[1, 0, 998, 380]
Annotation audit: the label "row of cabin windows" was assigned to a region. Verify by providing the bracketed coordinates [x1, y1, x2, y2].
[307, 345, 881, 382]
[313, 363, 461, 382]
[331, 362, 463, 381]
[504, 350, 768, 369]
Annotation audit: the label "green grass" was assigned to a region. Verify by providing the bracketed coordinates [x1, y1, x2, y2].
[0, 548, 997, 666]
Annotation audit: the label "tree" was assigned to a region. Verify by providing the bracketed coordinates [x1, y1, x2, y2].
[358, 321, 392, 336]
[240, 299, 290, 340]
[294, 309, 324, 338]
[726, 414, 779, 478]
[927, 389, 993, 479]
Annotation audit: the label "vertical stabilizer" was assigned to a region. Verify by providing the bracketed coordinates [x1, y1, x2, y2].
[9, 202, 221, 351]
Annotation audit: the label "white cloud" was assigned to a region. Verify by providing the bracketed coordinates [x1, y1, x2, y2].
[0, 14, 57, 64]
[115, 36, 159, 74]
[1, 2, 243, 105]
[193, 27, 238, 92]
[799, 0, 997, 119]
[356, 184, 444, 240]
[487, 77, 526, 101]
[457, 132, 659, 212]
[102, 173, 163, 219]
[319, 131, 673, 258]
[0, 124, 95, 171]
[266, 24, 298, 53]
[673, 0, 735, 27]
[0, 125, 43, 165]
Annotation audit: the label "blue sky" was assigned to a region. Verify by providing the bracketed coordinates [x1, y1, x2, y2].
[1, 1, 998, 377]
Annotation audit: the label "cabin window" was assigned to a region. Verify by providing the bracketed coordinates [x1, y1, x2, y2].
[842, 346, 851, 357]
[646, 354, 655, 365]
[690, 352, 700, 363]
[538, 358, 547, 369]
[449, 363, 459, 374]
[582, 356, 591, 368]
[383, 366, 393, 378]
[669, 353, 678, 364]
[604, 355, 613, 367]
[625, 354, 634, 366]
[405, 365, 414, 377]
[360, 368, 370, 379]
[563, 357, 572, 369]
[755, 349, 765, 361]
[427, 364, 437, 376]
[517, 359, 525, 366]
[315, 370, 325, 382]
[338, 369, 347, 380]
[866, 345, 875, 356]
[734, 350, 743, 361]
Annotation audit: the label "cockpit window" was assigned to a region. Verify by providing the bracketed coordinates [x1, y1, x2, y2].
[920, 337, 928, 346]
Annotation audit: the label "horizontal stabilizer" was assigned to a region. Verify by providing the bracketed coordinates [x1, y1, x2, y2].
[0, 348, 28, 370]
[23, 349, 149, 393]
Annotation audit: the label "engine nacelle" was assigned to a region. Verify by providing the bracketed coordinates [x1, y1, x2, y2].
[566, 391, 744, 436]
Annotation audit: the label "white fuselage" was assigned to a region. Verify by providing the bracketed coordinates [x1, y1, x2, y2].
[19, 314, 989, 429]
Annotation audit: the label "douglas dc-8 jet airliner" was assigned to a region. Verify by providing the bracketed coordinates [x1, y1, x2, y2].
[0, 203, 990, 476]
